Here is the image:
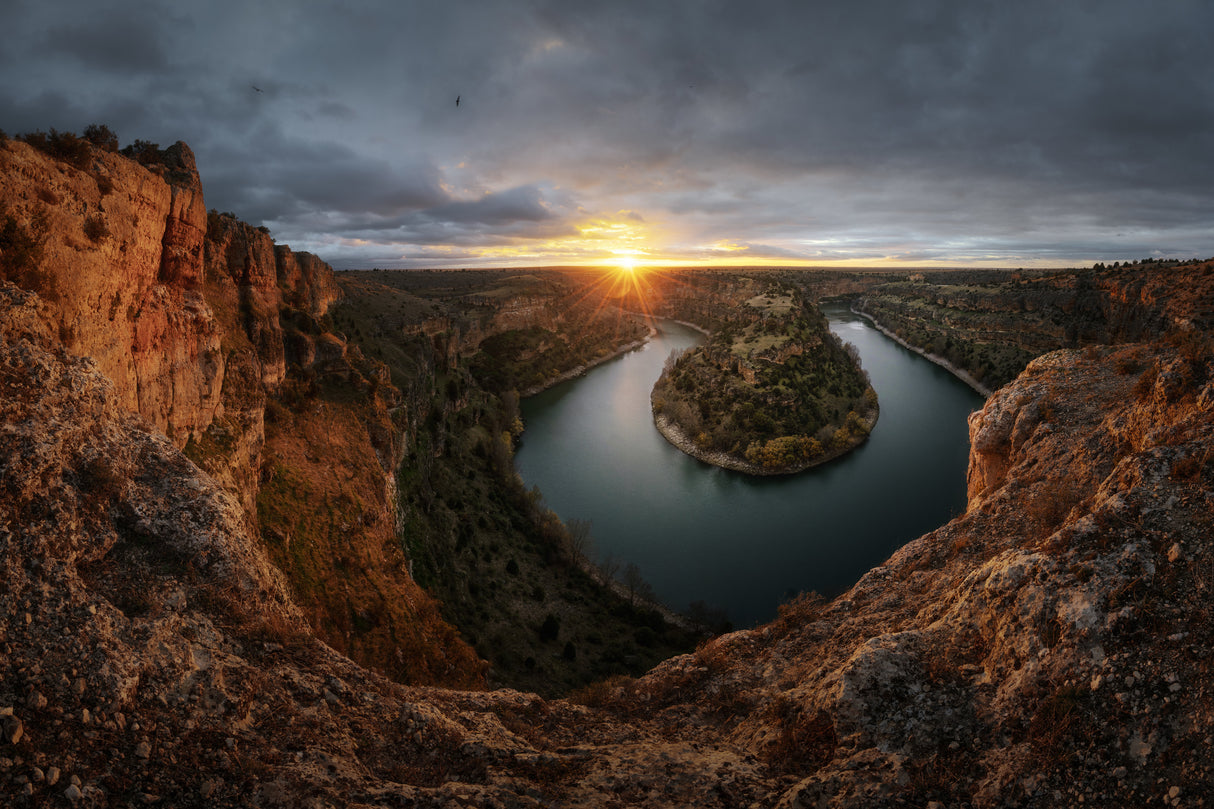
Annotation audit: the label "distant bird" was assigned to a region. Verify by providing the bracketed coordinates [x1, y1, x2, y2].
[456, 95, 460, 107]
[251, 85, 263, 93]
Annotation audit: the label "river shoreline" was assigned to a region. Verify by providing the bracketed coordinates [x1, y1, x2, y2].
[518, 317, 658, 398]
[851, 305, 993, 397]
[652, 409, 877, 476]
[514, 306, 981, 627]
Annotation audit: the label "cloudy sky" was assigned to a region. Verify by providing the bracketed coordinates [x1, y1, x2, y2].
[3, 1, 1212, 269]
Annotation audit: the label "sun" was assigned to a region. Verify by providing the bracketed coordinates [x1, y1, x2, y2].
[614, 255, 638, 274]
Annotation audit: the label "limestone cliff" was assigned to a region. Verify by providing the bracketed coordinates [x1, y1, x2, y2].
[0, 138, 220, 447]
[1, 135, 485, 688]
[855, 261, 1214, 390]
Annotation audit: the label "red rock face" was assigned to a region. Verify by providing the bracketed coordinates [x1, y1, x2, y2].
[0, 138, 344, 451]
[276, 245, 340, 318]
[0, 138, 222, 447]
[203, 214, 288, 389]
[156, 143, 207, 288]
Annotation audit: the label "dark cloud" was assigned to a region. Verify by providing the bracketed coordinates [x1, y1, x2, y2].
[3, 0, 1212, 267]
[201, 125, 448, 225]
[43, 17, 173, 74]
[426, 185, 557, 227]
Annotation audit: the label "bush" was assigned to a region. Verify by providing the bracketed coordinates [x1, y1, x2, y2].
[83, 214, 109, 243]
[538, 613, 560, 643]
[122, 139, 162, 165]
[0, 207, 50, 294]
[83, 123, 119, 152]
[19, 128, 92, 169]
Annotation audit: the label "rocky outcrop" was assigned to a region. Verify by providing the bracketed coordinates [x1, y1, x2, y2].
[629, 339, 1214, 806]
[0, 138, 222, 447]
[0, 138, 346, 449]
[0, 137, 486, 688]
[0, 282, 299, 629]
[275, 245, 340, 319]
[202, 212, 287, 391]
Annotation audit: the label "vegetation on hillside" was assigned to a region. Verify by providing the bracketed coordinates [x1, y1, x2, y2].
[0, 205, 49, 297]
[332, 270, 705, 695]
[856, 260, 1214, 390]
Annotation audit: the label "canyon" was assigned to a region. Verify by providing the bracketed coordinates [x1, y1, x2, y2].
[2, 134, 1212, 806]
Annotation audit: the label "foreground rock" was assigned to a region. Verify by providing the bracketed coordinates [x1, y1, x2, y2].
[627, 340, 1214, 806]
[4, 271, 1212, 805]
[0, 282, 774, 807]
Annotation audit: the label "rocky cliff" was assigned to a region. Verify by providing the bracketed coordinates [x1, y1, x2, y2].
[0, 137, 219, 447]
[3, 135, 1212, 806]
[855, 261, 1214, 390]
[4, 271, 1211, 805]
[1, 135, 485, 689]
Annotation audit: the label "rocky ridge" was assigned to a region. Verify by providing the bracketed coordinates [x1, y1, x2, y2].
[0, 137, 218, 447]
[855, 261, 1214, 390]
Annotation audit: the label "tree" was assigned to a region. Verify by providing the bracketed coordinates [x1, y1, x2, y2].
[83, 123, 119, 152]
[566, 517, 594, 564]
[686, 601, 733, 635]
[538, 614, 560, 643]
[0, 208, 50, 295]
[663, 347, 685, 374]
[621, 562, 655, 606]
[596, 553, 620, 587]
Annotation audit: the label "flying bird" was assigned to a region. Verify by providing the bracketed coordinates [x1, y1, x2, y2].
[251, 85, 263, 93]
[456, 95, 460, 107]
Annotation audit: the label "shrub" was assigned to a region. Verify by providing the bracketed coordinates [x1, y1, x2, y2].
[763, 701, 837, 772]
[1114, 354, 1140, 375]
[19, 128, 92, 169]
[567, 675, 635, 708]
[538, 613, 560, 643]
[0, 207, 51, 296]
[122, 139, 162, 165]
[83, 213, 109, 243]
[1133, 363, 1159, 401]
[83, 123, 119, 152]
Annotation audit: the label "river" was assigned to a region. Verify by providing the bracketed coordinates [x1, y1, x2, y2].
[513, 303, 985, 628]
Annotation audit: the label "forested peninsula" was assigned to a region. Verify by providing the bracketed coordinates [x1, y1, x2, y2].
[649, 280, 877, 474]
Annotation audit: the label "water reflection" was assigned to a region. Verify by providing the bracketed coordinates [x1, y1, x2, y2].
[515, 306, 983, 627]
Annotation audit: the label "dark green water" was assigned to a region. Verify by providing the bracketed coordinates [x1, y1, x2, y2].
[514, 304, 984, 628]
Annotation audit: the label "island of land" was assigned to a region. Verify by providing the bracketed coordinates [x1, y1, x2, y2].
[647, 278, 877, 474]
